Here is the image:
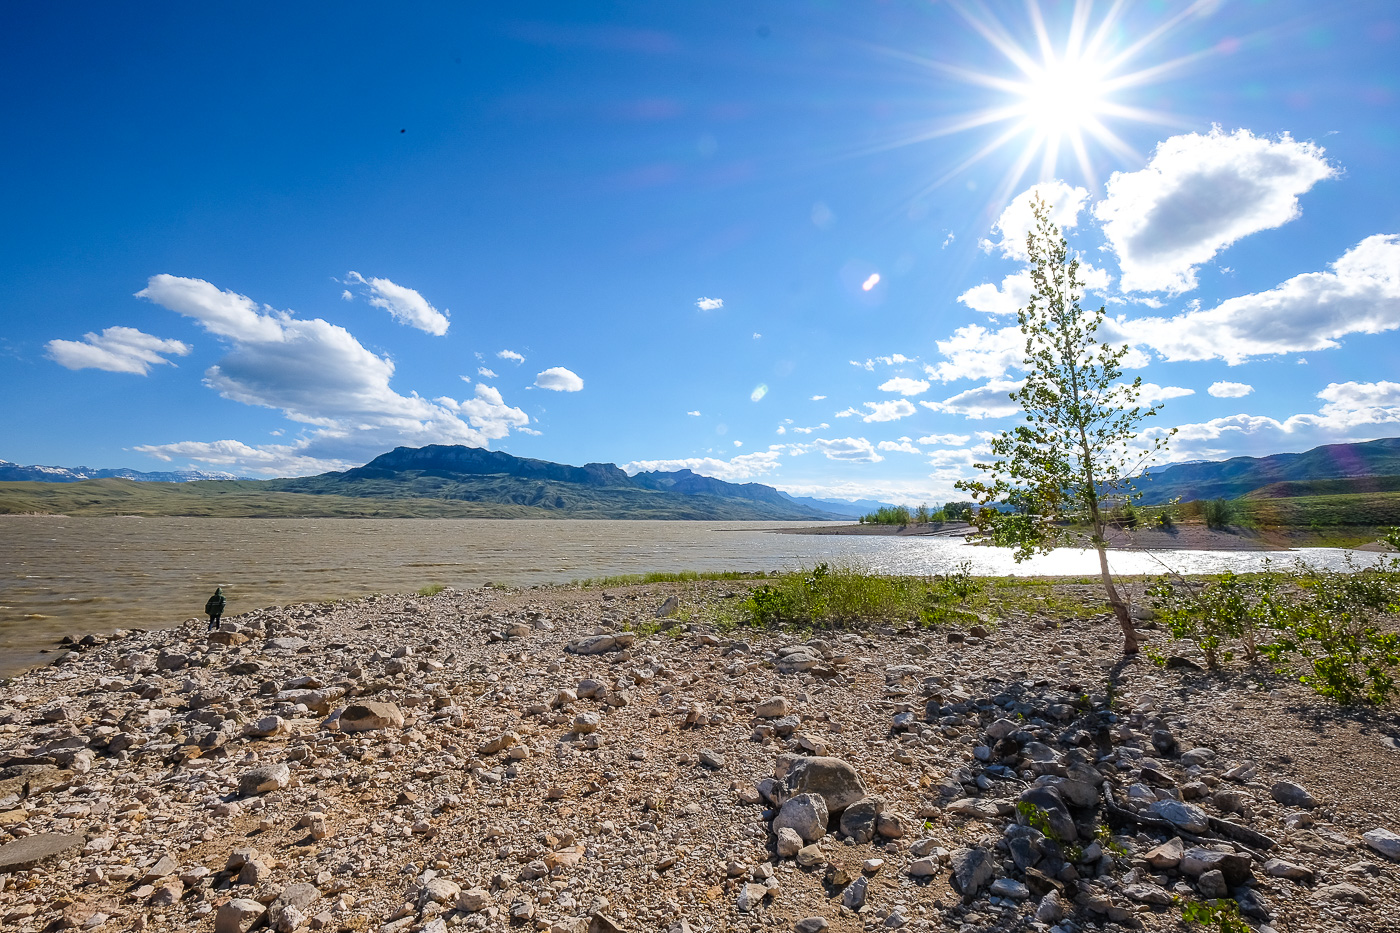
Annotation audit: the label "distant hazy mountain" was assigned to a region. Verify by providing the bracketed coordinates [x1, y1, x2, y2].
[1136, 437, 1400, 503]
[0, 459, 239, 483]
[264, 444, 847, 520]
[777, 494, 899, 519]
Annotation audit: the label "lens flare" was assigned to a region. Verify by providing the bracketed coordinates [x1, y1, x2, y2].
[861, 273, 881, 291]
[750, 384, 769, 402]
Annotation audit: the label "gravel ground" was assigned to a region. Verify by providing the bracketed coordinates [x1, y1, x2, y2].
[2, 580, 1398, 933]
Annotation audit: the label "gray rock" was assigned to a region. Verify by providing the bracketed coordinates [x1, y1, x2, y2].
[1263, 857, 1314, 881]
[908, 857, 939, 877]
[736, 882, 768, 912]
[840, 876, 868, 910]
[1363, 828, 1400, 861]
[838, 795, 884, 843]
[1180, 847, 1253, 887]
[784, 756, 867, 813]
[238, 763, 291, 796]
[141, 854, 179, 882]
[794, 919, 830, 933]
[774, 793, 829, 844]
[1146, 799, 1211, 834]
[215, 898, 267, 933]
[1018, 785, 1077, 842]
[1270, 781, 1317, 809]
[0, 832, 84, 871]
[1197, 869, 1228, 899]
[339, 701, 404, 732]
[949, 846, 995, 900]
[990, 878, 1029, 900]
[1035, 891, 1065, 924]
[776, 827, 803, 858]
[567, 635, 618, 655]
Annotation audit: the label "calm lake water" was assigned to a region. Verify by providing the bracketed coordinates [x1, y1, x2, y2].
[0, 516, 1388, 676]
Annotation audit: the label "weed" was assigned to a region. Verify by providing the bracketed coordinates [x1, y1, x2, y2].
[1178, 897, 1251, 933]
[1015, 801, 1057, 840]
[416, 583, 446, 597]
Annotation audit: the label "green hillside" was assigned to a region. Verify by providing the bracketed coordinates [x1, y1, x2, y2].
[1239, 474, 1400, 499]
[1137, 437, 1400, 504]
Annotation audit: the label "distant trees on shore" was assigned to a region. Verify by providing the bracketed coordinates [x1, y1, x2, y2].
[858, 501, 973, 525]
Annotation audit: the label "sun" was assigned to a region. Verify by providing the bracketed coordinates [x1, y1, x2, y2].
[877, 0, 1217, 202]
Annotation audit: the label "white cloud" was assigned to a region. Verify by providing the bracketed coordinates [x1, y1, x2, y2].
[46, 325, 190, 375]
[340, 290, 353, 301]
[1208, 381, 1254, 398]
[1126, 235, 1400, 364]
[1132, 383, 1195, 404]
[477, 367, 498, 378]
[919, 379, 1023, 419]
[753, 332, 762, 339]
[858, 399, 917, 422]
[535, 367, 584, 392]
[813, 437, 883, 463]
[877, 438, 921, 454]
[959, 263, 1110, 319]
[695, 297, 723, 311]
[1094, 127, 1336, 294]
[792, 422, 829, 434]
[917, 433, 970, 445]
[498, 349, 525, 363]
[1148, 380, 1400, 462]
[924, 323, 1023, 382]
[809, 395, 826, 401]
[622, 450, 782, 481]
[984, 181, 1089, 260]
[877, 376, 930, 396]
[834, 407, 859, 418]
[733, 440, 743, 447]
[132, 274, 529, 474]
[346, 272, 449, 336]
[134, 439, 349, 477]
[686, 410, 701, 416]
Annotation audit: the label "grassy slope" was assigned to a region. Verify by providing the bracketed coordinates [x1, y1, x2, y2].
[1241, 475, 1400, 499]
[0, 477, 832, 520]
[1230, 490, 1400, 528]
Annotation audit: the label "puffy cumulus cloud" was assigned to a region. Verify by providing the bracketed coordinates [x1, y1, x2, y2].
[133, 439, 350, 477]
[917, 433, 971, 445]
[46, 326, 190, 375]
[924, 324, 1022, 382]
[813, 437, 883, 462]
[857, 399, 917, 422]
[877, 438, 921, 454]
[1146, 380, 1400, 462]
[1209, 381, 1254, 398]
[535, 367, 584, 392]
[622, 450, 782, 481]
[1131, 383, 1195, 404]
[1125, 235, 1400, 364]
[345, 272, 449, 336]
[133, 274, 530, 475]
[958, 264, 1111, 318]
[877, 376, 930, 396]
[1094, 127, 1336, 294]
[498, 349, 525, 363]
[695, 297, 723, 311]
[983, 181, 1089, 260]
[919, 379, 1023, 419]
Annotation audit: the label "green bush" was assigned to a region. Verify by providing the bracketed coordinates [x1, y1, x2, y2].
[1151, 559, 1400, 704]
[740, 563, 983, 630]
[860, 505, 912, 525]
[1202, 498, 1232, 529]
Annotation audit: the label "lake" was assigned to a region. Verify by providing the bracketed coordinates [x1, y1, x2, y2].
[1, 515, 1388, 676]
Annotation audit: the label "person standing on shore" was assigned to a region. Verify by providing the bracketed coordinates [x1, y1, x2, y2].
[205, 587, 226, 630]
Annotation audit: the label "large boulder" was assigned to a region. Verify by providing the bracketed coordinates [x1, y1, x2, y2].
[949, 847, 995, 900]
[0, 833, 83, 872]
[237, 763, 291, 797]
[1018, 785, 1077, 842]
[784, 757, 867, 813]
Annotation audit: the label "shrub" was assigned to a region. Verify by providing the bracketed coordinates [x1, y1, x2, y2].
[416, 583, 446, 597]
[1202, 498, 1232, 529]
[740, 563, 983, 629]
[860, 505, 912, 525]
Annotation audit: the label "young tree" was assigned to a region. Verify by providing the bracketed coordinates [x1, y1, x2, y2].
[956, 195, 1172, 654]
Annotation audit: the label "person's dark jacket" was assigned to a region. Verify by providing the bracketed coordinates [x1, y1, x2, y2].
[205, 589, 226, 616]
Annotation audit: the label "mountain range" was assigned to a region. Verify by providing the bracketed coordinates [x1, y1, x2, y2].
[0, 459, 239, 483]
[1134, 437, 1400, 503]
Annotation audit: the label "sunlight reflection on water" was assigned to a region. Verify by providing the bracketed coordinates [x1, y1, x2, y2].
[0, 516, 1388, 675]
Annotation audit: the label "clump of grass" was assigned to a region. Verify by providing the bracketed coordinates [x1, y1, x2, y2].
[572, 570, 758, 588]
[416, 583, 446, 597]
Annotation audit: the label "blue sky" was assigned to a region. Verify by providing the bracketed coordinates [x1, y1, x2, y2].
[2, 1, 1398, 503]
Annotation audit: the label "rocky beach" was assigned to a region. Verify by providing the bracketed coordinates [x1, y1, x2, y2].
[2, 581, 1398, 933]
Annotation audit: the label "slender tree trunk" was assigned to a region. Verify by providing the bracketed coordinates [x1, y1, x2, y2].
[1095, 541, 1139, 654]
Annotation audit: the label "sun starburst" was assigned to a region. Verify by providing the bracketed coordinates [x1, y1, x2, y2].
[868, 0, 1220, 205]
